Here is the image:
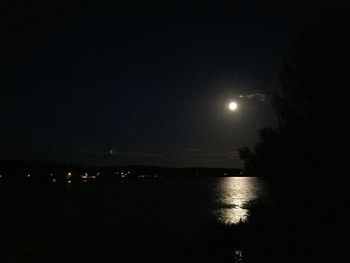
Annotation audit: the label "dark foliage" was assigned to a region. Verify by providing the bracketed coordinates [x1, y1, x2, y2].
[240, 13, 350, 184]
[238, 13, 350, 262]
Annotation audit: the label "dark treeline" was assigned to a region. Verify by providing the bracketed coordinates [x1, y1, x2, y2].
[240, 13, 349, 184]
[239, 12, 349, 199]
[238, 13, 349, 262]
[0, 159, 241, 184]
[0, 160, 70, 183]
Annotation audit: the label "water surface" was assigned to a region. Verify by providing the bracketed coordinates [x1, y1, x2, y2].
[214, 177, 266, 224]
[0, 177, 267, 261]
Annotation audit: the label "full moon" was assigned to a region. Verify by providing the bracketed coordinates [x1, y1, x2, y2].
[228, 101, 238, 111]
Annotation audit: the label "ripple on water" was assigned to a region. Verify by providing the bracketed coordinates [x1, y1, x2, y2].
[214, 177, 265, 225]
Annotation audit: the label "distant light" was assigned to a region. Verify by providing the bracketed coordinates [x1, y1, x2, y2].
[67, 180, 72, 184]
[228, 101, 238, 111]
[27, 174, 31, 178]
[0, 174, 2, 178]
[52, 178, 56, 183]
[66, 172, 73, 179]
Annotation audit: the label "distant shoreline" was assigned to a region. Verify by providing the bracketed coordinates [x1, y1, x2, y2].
[0, 160, 244, 184]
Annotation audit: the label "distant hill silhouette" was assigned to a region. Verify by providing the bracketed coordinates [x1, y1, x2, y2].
[0, 160, 242, 184]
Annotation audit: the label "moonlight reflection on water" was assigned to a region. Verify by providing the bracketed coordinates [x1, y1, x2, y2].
[214, 177, 264, 225]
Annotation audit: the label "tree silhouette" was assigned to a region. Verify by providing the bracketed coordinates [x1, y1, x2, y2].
[240, 13, 350, 185]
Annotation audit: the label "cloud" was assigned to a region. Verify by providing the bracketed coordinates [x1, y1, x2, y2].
[238, 92, 267, 102]
[76, 150, 242, 168]
[183, 148, 203, 153]
[77, 149, 116, 155]
[110, 150, 242, 168]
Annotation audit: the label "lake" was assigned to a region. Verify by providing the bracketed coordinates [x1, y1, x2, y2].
[0, 177, 268, 262]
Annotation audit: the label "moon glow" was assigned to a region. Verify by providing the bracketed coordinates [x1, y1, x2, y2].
[228, 101, 238, 111]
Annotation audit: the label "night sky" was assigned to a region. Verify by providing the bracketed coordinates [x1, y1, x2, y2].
[1, 1, 347, 167]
